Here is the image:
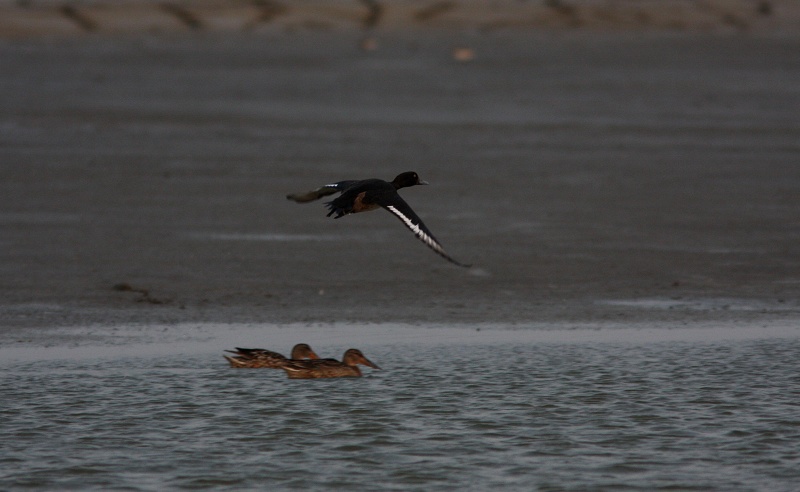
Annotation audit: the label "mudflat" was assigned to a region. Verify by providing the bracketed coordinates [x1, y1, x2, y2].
[1, 29, 799, 328]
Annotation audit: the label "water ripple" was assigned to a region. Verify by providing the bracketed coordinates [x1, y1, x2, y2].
[2, 329, 800, 490]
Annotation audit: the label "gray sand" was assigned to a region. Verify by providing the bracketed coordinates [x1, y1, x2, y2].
[1, 31, 799, 329]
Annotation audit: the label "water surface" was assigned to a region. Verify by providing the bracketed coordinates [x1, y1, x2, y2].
[2, 322, 799, 490]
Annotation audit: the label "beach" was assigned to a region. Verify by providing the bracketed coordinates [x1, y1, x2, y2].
[2, 11, 800, 329]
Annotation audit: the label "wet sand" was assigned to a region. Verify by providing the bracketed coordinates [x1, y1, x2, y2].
[1, 26, 799, 330]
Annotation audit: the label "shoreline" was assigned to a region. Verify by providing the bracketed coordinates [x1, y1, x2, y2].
[3, 320, 799, 361]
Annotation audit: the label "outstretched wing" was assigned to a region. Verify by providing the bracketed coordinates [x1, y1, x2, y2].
[286, 180, 360, 203]
[382, 195, 470, 268]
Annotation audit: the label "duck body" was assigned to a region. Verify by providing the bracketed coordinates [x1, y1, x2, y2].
[224, 343, 319, 369]
[325, 178, 396, 218]
[287, 172, 469, 267]
[280, 348, 381, 379]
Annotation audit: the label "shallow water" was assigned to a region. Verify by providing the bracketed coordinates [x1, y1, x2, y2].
[2, 323, 800, 491]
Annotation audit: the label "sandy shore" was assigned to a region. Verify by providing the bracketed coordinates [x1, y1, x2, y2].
[1, 26, 799, 330]
[1, 0, 799, 38]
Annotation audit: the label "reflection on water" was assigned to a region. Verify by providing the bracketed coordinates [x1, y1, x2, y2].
[2, 323, 799, 490]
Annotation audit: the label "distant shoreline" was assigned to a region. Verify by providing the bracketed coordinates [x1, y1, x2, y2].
[1, 0, 798, 39]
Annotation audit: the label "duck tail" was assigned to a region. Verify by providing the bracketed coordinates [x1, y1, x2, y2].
[287, 185, 341, 203]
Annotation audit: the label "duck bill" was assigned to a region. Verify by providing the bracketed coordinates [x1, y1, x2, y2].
[307, 350, 321, 360]
[418, 180, 429, 185]
[362, 357, 382, 370]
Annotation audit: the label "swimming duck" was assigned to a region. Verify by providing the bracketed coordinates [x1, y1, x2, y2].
[224, 343, 319, 369]
[280, 348, 381, 379]
[287, 171, 470, 267]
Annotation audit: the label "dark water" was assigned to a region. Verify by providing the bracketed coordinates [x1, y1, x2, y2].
[2, 323, 799, 490]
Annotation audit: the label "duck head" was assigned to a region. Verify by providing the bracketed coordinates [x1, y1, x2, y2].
[291, 343, 320, 360]
[391, 171, 429, 190]
[342, 349, 382, 370]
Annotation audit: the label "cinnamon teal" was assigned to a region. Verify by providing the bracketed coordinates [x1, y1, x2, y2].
[280, 348, 381, 379]
[224, 343, 319, 369]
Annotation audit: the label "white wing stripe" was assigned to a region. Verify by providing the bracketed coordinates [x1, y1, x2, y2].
[386, 205, 447, 255]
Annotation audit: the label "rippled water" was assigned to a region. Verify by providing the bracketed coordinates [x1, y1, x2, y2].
[2, 323, 799, 491]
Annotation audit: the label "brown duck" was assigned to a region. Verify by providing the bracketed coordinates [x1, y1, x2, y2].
[280, 348, 381, 379]
[224, 343, 319, 369]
